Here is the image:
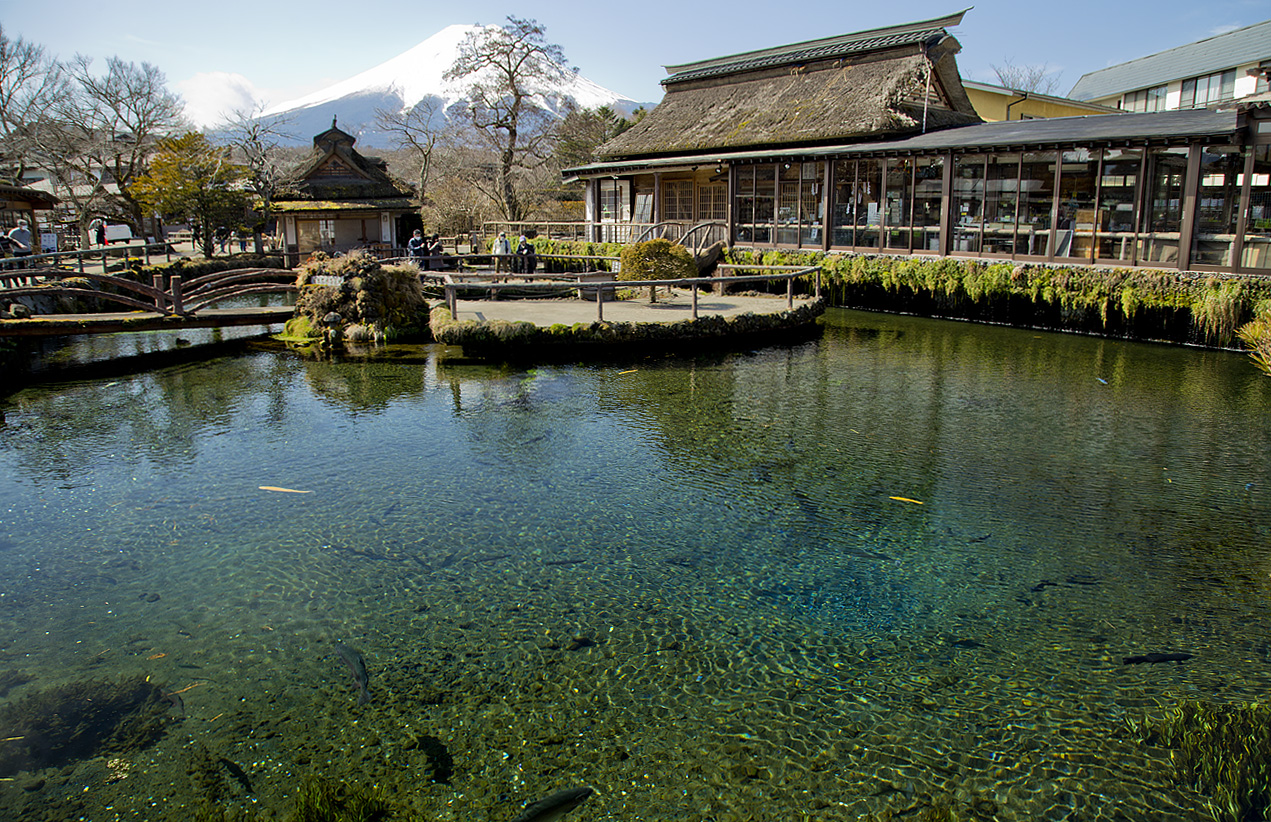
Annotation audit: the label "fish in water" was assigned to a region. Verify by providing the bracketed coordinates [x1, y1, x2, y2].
[333, 642, 371, 705]
[1123, 652, 1193, 665]
[509, 787, 594, 822]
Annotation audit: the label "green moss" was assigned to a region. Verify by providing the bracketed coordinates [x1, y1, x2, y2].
[289, 776, 392, 822]
[725, 248, 1271, 348]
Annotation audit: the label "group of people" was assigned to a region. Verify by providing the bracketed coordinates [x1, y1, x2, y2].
[407, 230, 447, 270]
[492, 231, 538, 275]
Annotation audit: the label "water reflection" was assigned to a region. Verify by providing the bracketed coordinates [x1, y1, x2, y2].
[0, 309, 1268, 821]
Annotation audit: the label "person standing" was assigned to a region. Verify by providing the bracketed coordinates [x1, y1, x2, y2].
[492, 231, 511, 274]
[408, 229, 427, 268]
[427, 234, 445, 270]
[516, 235, 536, 276]
[89, 218, 106, 247]
[7, 220, 32, 267]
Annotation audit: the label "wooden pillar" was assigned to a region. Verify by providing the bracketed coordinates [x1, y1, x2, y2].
[1178, 144, 1202, 271]
[938, 152, 954, 257]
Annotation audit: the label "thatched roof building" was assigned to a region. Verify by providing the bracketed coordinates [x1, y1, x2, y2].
[597, 10, 979, 159]
[274, 119, 416, 259]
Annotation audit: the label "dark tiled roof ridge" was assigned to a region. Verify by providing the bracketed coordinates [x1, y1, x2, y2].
[662, 9, 968, 86]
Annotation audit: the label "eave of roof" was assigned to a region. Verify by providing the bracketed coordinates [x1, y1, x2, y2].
[564, 108, 1240, 177]
[961, 81, 1123, 113]
[661, 8, 969, 86]
[0, 182, 59, 207]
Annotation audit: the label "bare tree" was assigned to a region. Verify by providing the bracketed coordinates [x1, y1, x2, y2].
[444, 17, 569, 222]
[221, 104, 297, 253]
[991, 59, 1063, 96]
[31, 55, 186, 241]
[376, 94, 450, 215]
[0, 25, 69, 181]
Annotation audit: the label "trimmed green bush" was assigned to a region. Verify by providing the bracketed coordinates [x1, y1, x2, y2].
[618, 239, 696, 282]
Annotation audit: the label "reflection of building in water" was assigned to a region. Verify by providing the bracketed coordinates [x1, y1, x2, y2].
[564, 10, 1271, 275]
[274, 118, 416, 260]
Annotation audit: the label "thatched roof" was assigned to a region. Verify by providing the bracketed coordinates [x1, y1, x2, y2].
[595, 11, 980, 161]
[280, 119, 413, 203]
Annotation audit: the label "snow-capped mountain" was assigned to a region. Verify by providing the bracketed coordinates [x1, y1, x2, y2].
[257, 24, 641, 147]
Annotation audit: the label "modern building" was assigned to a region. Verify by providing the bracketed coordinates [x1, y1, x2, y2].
[564, 12, 1271, 275]
[1069, 19, 1271, 113]
[274, 119, 416, 259]
[962, 81, 1120, 122]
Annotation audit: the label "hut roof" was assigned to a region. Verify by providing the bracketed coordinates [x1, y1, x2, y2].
[281, 117, 413, 203]
[596, 12, 980, 160]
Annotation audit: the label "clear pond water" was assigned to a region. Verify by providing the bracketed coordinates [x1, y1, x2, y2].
[0, 308, 1269, 821]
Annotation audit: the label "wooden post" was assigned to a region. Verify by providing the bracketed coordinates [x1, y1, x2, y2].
[787, 276, 794, 309]
[152, 273, 165, 311]
[691, 286, 699, 320]
[78, 251, 85, 274]
[170, 275, 184, 315]
[815, 269, 822, 300]
[597, 283, 605, 322]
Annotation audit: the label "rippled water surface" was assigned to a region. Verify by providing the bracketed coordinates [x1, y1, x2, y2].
[1, 308, 1269, 821]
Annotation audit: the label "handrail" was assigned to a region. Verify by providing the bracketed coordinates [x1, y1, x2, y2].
[634, 222, 685, 243]
[442, 265, 823, 323]
[678, 222, 729, 256]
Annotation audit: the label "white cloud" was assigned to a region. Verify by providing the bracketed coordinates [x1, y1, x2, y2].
[175, 72, 263, 129]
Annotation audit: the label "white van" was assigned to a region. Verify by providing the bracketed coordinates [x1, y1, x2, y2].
[104, 224, 133, 244]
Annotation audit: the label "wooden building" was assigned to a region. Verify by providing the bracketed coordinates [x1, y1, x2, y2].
[565, 11, 1271, 275]
[274, 119, 416, 259]
[0, 181, 59, 250]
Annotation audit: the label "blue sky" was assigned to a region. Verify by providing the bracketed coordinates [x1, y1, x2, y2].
[2, 0, 1267, 126]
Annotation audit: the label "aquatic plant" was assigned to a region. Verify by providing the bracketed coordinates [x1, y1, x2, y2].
[289, 776, 392, 822]
[1236, 300, 1271, 377]
[0, 674, 175, 776]
[1143, 699, 1271, 822]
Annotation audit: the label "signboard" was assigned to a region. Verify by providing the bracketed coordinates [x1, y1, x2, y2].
[40, 232, 58, 253]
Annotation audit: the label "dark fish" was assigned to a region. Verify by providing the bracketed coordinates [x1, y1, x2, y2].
[1123, 652, 1193, 665]
[509, 787, 594, 822]
[1030, 580, 1059, 593]
[334, 642, 371, 705]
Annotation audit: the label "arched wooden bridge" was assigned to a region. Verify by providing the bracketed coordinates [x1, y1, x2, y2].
[0, 267, 297, 337]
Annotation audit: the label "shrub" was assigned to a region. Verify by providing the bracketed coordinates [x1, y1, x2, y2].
[618, 239, 696, 282]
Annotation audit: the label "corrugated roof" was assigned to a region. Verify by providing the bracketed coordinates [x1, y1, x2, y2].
[662, 9, 968, 86]
[566, 108, 1240, 177]
[1069, 18, 1271, 102]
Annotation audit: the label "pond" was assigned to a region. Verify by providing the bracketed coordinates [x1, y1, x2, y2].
[0, 308, 1268, 821]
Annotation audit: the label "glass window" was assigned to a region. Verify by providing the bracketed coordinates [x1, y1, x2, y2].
[1181, 70, 1236, 108]
[698, 184, 727, 222]
[831, 160, 857, 247]
[952, 154, 986, 253]
[777, 163, 800, 245]
[1095, 149, 1141, 261]
[984, 153, 1020, 256]
[1055, 149, 1098, 260]
[800, 162, 824, 247]
[913, 156, 944, 253]
[855, 160, 882, 249]
[752, 165, 775, 244]
[884, 158, 913, 250]
[1138, 148, 1188, 265]
[1017, 152, 1055, 256]
[662, 180, 694, 222]
[1122, 86, 1167, 113]
[1244, 145, 1271, 270]
[1193, 145, 1244, 266]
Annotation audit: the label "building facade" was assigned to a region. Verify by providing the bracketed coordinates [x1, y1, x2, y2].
[1069, 19, 1271, 113]
[274, 120, 416, 259]
[565, 14, 1271, 275]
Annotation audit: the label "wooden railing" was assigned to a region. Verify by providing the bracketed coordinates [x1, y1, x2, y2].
[0, 240, 178, 276]
[0, 268, 295, 316]
[441, 264, 822, 323]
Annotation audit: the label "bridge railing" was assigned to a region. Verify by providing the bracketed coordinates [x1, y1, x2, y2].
[0, 267, 297, 317]
[0, 240, 178, 277]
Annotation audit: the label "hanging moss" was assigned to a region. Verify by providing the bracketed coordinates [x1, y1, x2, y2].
[290, 252, 430, 343]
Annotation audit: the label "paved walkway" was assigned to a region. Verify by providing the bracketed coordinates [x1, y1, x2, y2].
[452, 288, 815, 326]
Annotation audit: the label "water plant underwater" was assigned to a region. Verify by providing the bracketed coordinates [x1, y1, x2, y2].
[0, 674, 177, 776]
[1135, 699, 1271, 821]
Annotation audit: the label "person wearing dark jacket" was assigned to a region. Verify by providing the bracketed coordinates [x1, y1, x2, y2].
[516, 235, 536, 276]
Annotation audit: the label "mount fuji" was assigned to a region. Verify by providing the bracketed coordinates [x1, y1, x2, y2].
[257, 24, 642, 148]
